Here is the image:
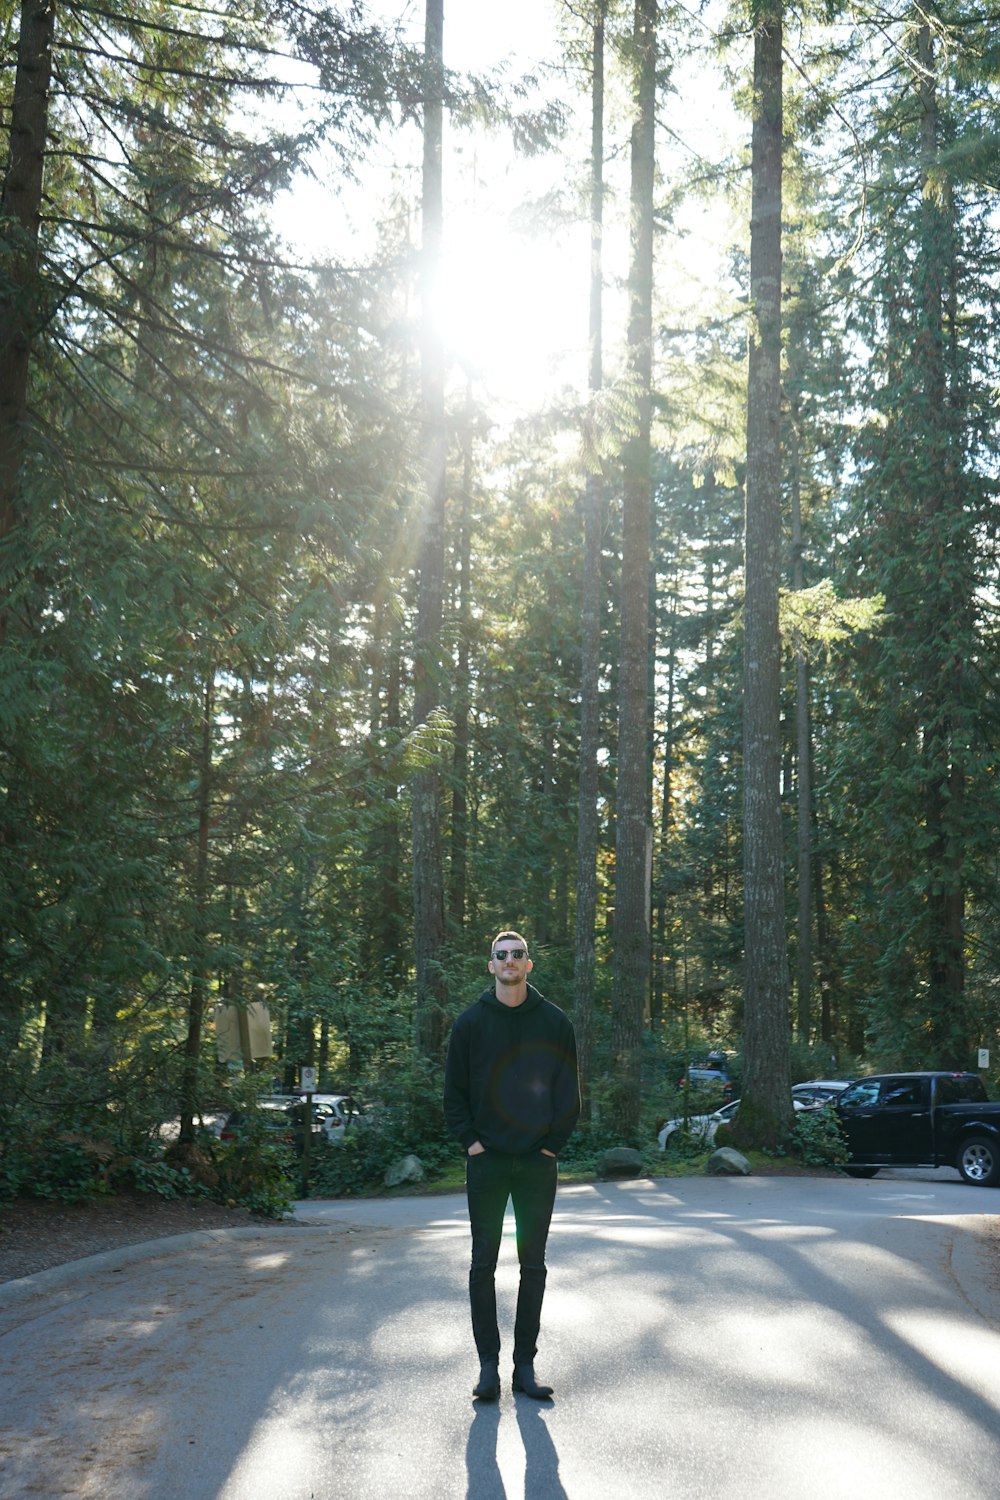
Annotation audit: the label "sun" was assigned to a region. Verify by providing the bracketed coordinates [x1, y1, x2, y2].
[427, 208, 591, 413]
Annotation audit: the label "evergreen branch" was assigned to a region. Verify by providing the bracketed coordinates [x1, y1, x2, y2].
[64, 0, 292, 63]
[42, 211, 336, 277]
[56, 37, 297, 92]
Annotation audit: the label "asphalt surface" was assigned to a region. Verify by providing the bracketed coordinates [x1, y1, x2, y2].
[1, 1170, 999, 1500]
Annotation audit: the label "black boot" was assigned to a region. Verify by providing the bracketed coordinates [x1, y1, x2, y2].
[473, 1359, 501, 1401]
[512, 1362, 553, 1399]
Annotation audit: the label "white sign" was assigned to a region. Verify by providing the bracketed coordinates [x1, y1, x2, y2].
[978, 1049, 990, 1070]
[300, 1066, 318, 1093]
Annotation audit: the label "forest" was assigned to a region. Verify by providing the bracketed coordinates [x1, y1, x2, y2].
[1, 0, 998, 1204]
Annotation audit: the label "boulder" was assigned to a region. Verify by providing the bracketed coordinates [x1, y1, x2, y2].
[384, 1153, 425, 1187]
[706, 1146, 751, 1176]
[596, 1147, 644, 1180]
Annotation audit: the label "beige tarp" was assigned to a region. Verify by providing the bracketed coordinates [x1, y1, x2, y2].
[215, 1002, 274, 1065]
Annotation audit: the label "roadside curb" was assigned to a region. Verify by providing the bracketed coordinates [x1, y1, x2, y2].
[0, 1219, 320, 1313]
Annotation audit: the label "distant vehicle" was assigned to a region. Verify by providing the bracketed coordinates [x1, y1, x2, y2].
[834, 1072, 1000, 1185]
[219, 1097, 322, 1154]
[678, 1054, 735, 1101]
[658, 1095, 811, 1151]
[659, 1098, 740, 1151]
[293, 1093, 367, 1143]
[791, 1079, 854, 1108]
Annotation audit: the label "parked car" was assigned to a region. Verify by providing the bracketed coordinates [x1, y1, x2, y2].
[678, 1056, 736, 1102]
[659, 1098, 740, 1151]
[219, 1097, 323, 1154]
[294, 1093, 367, 1143]
[791, 1079, 854, 1108]
[658, 1095, 811, 1150]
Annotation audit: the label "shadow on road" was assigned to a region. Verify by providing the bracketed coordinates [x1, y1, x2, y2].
[3, 1180, 999, 1499]
[465, 1397, 569, 1500]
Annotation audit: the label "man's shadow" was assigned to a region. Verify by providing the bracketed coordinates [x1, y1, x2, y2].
[466, 1402, 505, 1500]
[517, 1398, 570, 1499]
[465, 1398, 569, 1500]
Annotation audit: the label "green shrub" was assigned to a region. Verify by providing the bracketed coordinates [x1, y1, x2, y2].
[558, 1118, 633, 1165]
[790, 1106, 849, 1167]
[19, 1133, 117, 1203]
[307, 1098, 455, 1198]
[308, 1132, 384, 1197]
[651, 1121, 716, 1159]
[121, 1154, 203, 1201]
[0, 1033, 211, 1206]
[200, 1080, 298, 1217]
[211, 1135, 296, 1218]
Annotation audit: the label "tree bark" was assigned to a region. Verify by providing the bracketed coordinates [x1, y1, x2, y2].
[448, 414, 473, 936]
[0, 0, 56, 637]
[788, 394, 812, 1042]
[737, 0, 792, 1148]
[610, 0, 656, 1141]
[412, 0, 448, 1058]
[915, 18, 966, 1064]
[573, 0, 607, 1124]
[179, 668, 214, 1145]
[652, 580, 677, 1025]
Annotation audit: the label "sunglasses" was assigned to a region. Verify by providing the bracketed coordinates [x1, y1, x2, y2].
[492, 948, 526, 961]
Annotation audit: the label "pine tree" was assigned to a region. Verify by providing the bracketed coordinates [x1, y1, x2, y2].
[609, 0, 657, 1140]
[737, 0, 793, 1146]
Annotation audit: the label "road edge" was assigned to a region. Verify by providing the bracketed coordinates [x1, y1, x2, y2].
[0, 1220, 321, 1312]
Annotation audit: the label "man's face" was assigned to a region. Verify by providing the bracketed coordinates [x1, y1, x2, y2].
[488, 941, 532, 986]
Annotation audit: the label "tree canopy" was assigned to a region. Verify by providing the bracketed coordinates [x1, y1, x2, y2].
[2, 0, 998, 1201]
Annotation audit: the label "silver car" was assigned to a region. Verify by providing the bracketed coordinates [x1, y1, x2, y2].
[791, 1079, 854, 1107]
[294, 1093, 367, 1143]
[657, 1096, 812, 1150]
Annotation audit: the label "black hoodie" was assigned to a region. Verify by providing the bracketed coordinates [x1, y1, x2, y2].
[443, 984, 580, 1156]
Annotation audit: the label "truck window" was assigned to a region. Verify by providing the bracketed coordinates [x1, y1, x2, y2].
[839, 1079, 880, 1109]
[937, 1076, 988, 1106]
[879, 1080, 923, 1108]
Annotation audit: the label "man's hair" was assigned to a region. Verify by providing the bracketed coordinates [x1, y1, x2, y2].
[492, 929, 528, 952]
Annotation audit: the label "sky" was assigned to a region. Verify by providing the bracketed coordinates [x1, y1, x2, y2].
[276, 1, 743, 418]
[273, 0, 591, 414]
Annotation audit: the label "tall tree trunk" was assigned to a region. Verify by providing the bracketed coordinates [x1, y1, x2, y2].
[535, 721, 555, 947]
[0, 0, 56, 639]
[652, 578, 677, 1025]
[610, 0, 656, 1141]
[814, 856, 834, 1046]
[915, 17, 966, 1064]
[448, 409, 473, 936]
[368, 594, 405, 984]
[573, 0, 607, 1124]
[412, 0, 447, 1058]
[737, 0, 792, 1148]
[788, 394, 812, 1042]
[179, 668, 214, 1145]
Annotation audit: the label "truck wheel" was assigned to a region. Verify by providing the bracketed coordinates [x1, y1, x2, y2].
[957, 1136, 1000, 1187]
[844, 1166, 879, 1179]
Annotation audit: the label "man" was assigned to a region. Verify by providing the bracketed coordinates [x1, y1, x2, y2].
[443, 930, 580, 1402]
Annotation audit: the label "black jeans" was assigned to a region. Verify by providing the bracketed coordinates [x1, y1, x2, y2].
[465, 1148, 558, 1363]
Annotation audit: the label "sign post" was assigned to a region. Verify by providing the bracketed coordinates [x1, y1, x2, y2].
[300, 1067, 317, 1198]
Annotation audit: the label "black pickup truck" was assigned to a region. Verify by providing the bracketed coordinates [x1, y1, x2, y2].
[834, 1072, 1000, 1186]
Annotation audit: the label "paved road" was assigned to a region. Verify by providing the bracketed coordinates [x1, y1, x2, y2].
[1, 1172, 998, 1500]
